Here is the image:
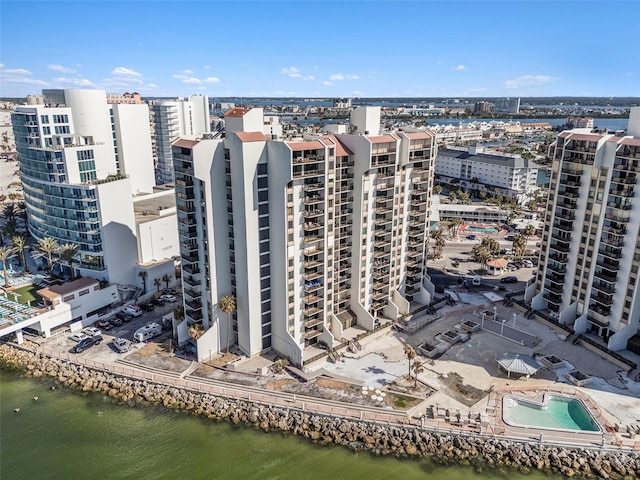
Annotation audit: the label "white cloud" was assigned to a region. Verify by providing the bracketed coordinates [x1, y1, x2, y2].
[289, 73, 302, 78]
[53, 77, 96, 87]
[452, 65, 467, 71]
[281, 66, 300, 76]
[204, 65, 211, 70]
[329, 73, 359, 81]
[505, 74, 556, 89]
[112, 67, 143, 77]
[147, 83, 158, 88]
[0, 64, 4, 69]
[172, 74, 187, 80]
[323, 81, 334, 86]
[181, 69, 193, 74]
[204, 77, 220, 83]
[183, 77, 202, 85]
[304, 75, 315, 81]
[3, 68, 32, 75]
[48, 64, 76, 74]
[352, 90, 363, 96]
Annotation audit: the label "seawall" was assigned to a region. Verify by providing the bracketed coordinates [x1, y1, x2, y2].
[1, 344, 637, 479]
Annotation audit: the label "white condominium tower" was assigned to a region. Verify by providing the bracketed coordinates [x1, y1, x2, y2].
[12, 89, 157, 285]
[530, 107, 640, 353]
[152, 95, 210, 185]
[173, 107, 436, 364]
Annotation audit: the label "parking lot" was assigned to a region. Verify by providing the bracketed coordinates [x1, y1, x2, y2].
[36, 296, 179, 363]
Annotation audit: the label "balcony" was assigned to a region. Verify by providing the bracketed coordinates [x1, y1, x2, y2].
[185, 298, 202, 310]
[304, 317, 323, 329]
[303, 209, 323, 219]
[373, 216, 392, 226]
[598, 246, 622, 261]
[304, 329, 323, 340]
[591, 281, 615, 295]
[586, 312, 609, 328]
[375, 196, 393, 204]
[406, 249, 422, 258]
[609, 187, 634, 198]
[183, 287, 201, 300]
[545, 272, 565, 284]
[594, 269, 617, 283]
[303, 270, 323, 281]
[372, 291, 387, 301]
[303, 247, 323, 257]
[373, 249, 391, 259]
[611, 175, 637, 185]
[602, 224, 627, 236]
[371, 300, 388, 311]
[544, 282, 564, 295]
[302, 182, 323, 192]
[596, 257, 619, 272]
[303, 195, 324, 205]
[376, 183, 393, 191]
[303, 222, 323, 232]
[549, 242, 570, 253]
[553, 219, 574, 232]
[303, 307, 323, 317]
[183, 275, 200, 287]
[293, 154, 324, 165]
[372, 269, 390, 280]
[543, 292, 562, 305]
[304, 282, 323, 293]
[303, 259, 323, 269]
[590, 293, 613, 308]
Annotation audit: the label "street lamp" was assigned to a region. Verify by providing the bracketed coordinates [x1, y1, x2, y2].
[513, 313, 517, 328]
[500, 319, 506, 337]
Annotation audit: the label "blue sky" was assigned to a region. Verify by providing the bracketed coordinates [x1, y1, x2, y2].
[1, 1, 638, 98]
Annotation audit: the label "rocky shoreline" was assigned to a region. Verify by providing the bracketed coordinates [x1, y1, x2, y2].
[1, 344, 638, 479]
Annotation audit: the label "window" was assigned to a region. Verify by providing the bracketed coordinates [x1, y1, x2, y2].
[41, 115, 49, 124]
[257, 164, 268, 175]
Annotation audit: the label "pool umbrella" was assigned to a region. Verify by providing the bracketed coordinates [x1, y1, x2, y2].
[496, 352, 541, 378]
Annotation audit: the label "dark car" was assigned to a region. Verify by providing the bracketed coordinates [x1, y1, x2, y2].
[70, 335, 103, 354]
[140, 302, 155, 312]
[115, 312, 133, 323]
[501, 276, 518, 284]
[150, 297, 165, 306]
[94, 319, 113, 330]
[109, 317, 123, 327]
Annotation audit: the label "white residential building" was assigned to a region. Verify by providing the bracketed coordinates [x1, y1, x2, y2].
[529, 107, 640, 354]
[435, 145, 540, 204]
[12, 89, 177, 287]
[152, 95, 210, 185]
[172, 107, 437, 365]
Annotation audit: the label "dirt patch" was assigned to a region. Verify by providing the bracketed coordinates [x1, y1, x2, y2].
[265, 378, 298, 391]
[437, 371, 490, 407]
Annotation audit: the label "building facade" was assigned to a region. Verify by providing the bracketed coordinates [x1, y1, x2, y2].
[173, 107, 437, 365]
[152, 95, 210, 185]
[529, 107, 640, 352]
[12, 89, 168, 286]
[435, 145, 540, 204]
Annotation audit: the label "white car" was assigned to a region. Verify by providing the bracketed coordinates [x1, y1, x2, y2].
[122, 305, 143, 317]
[70, 332, 89, 343]
[523, 260, 534, 268]
[83, 326, 102, 337]
[160, 294, 177, 303]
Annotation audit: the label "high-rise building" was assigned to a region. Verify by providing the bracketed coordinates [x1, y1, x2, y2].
[12, 89, 175, 286]
[152, 95, 210, 185]
[529, 107, 640, 353]
[173, 107, 437, 364]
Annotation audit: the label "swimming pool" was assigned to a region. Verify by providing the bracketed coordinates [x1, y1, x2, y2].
[466, 225, 498, 233]
[502, 394, 601, 432]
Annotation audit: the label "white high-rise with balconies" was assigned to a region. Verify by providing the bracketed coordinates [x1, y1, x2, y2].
[172, 107, 437, 365]
[529, 107, 640, 354]
[152, 95, 210, 185]
[12, 89, 177, 287]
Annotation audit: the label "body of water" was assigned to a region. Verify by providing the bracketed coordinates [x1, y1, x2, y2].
[0, 370, 565, 480]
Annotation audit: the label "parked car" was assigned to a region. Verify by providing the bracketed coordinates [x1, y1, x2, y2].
[501, 276, 518, 284]
[163, 288, 178, 295]
[122, 305, 143, 317]
[69, 332, 89, 343]
[467, 234, 476, 240]
[94, 319, 113, 330]
[522, 260, 534, 268]
[140, 302, 155, 312]
[150, 297, 165, 306]
[70, 335, 103, 354]
[83, 326, 102, 337]
[111, 337, 132, 353]
[109, 317, 123, 327]
[506, 262, 520, 270]
[115, 312, 133, 323]
[160, 294, 177, 303]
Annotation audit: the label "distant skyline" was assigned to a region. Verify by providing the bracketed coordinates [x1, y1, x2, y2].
[1, 1, 638, 98]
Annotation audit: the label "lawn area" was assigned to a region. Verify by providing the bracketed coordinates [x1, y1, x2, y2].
[8, 284, 44, 305]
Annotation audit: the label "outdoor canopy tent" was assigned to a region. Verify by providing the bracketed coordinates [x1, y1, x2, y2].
[496, 352, 541, 378]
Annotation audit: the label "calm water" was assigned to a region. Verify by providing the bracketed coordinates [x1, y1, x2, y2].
[503, 396, 600, 432]
[0, 369, 565, 480]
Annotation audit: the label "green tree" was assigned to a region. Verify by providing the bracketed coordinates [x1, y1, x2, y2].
[448, 217, 464, 238]
[153, 278, 162, 293]
[480, 237, 501, 256]
[38, 237, 58, 272]
[523, 224, 536, 246]
[138, 271, 148, 294]
[512, 234, 527, 259]
[458, 191, 471, 205]
[448, 191, 457, 203]
[188, 323, 205, 341]
[218, 295, 236, 354]
[471, 245, 492, 272]
[173, 304, 185, 322]
[162, 274, 172, 291]
[432, 185, 442, 195]
[0, 246, 16, 288]
[412, 360, 426, 388]
[430, 230, 446, 259]
[58, 243, 78, 279]
[11, 235, 28, 272]
[404, 346, 417, 380]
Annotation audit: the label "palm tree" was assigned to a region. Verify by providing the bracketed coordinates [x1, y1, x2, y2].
[218, 295, 236, 354]
[153, 278, 162, 293]
[162, 274, 172, 291]
[430, 230, 445, 259]
[58, 243, 78, 279]
[0, 246, 16, 288]
[138, 271, 148, 294]
[38, 237, 58, 272]
[412, 360, 426, 389]
[11, 235, 28, 272]
[404, 346, 416, 380]
[480, 237, 501, 256]
[188, 323, 205, 341]
[173, 304, 185, 322]
[0, 194, 6, 204]
[448, 217, 464, 238]
[522, 224, 536, 247]
[432, 185, 442, 195]
[512, 234, 527, 259]
[471, 245, 492, 272]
